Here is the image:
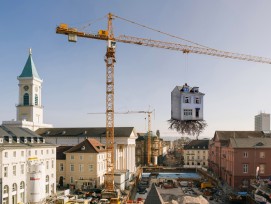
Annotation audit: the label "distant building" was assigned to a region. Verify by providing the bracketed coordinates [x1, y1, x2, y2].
[255, 113, 270, 131]
[0, 126, 56, 204]
[183, 139, 209, 168]
[2, 49, 52, 131]
[171, 83, 205, 121]
[136, 132, 165, 166]
[209, 131, 271, 190]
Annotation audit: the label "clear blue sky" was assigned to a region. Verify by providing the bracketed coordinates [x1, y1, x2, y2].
[1, 1, 271, 139]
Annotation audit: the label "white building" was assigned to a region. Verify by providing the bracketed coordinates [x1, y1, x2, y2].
[0, 125, 56, 204]
[171, 83, 205, 121]
[183, 139, 209, 169]
[255, 113, 270, 131]
[2, 49, 52, 131]
[36, 127, 137, 180]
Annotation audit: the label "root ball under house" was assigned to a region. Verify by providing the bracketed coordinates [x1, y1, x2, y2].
[168, 118, 207, 136]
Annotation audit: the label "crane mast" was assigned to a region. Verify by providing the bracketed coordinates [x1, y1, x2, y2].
[56, 12, 271, 194]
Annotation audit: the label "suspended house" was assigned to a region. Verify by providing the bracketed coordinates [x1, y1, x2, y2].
[171, 83, 205, 121]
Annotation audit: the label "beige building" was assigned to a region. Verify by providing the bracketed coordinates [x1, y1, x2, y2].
[183, 139, 209, 169]
[57, 138, 107, 189]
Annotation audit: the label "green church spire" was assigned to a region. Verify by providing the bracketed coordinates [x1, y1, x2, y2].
[18, 48, 41, 80]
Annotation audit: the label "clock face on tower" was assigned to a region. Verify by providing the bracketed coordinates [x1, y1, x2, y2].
[23, 86, 29, 91]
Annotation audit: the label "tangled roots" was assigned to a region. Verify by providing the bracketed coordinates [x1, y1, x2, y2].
[168, 119, 207, 136]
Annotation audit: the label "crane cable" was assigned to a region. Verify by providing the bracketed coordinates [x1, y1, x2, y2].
[112, 14, 216, 50]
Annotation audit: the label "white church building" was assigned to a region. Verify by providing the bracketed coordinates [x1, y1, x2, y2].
[2, 49, 52, 131]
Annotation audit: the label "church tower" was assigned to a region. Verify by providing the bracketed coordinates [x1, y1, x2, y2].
[17, 49, 43, 123]
[2, 49, 52, 131]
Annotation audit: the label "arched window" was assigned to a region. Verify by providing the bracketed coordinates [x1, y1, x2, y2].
[3, 185, 9, 194]
[20, 181, 25, 190]
[35, 94, 38, 105]
[12, 183, 17, 192]
[46, 175, 49, 182]
[23, 93, 29, 106]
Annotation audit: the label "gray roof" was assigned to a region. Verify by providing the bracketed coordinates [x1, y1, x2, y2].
[230, 137, 271, 148]
[214, 131, 265, 141]
[184, 139, 209, 150]
[0, 126, 55, 148]
[144, 183, 164, 204]
[65, 138, 106, 153]
[176, 84, 204, 95]
[36, 127, 136, 138]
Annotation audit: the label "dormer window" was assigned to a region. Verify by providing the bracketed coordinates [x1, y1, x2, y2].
[37, 138, 40, 143]
[81, 146, 85, 151]
[62, 131, 66, 135]
[184, 96, 190, 103]
[0, 138, 3, 143]
[195, 97, 200, 104]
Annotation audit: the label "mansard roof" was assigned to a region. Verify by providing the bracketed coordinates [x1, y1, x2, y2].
[36, 127, 136, 138]
[0, 125, 54, 147]
[18, 51, 41, 80]
[65, 138, 106, 153]
[184, 139, 209, 150]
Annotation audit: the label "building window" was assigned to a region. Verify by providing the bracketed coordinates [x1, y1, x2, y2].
[243, 164, 248, 173]
[195, 97, 201, 104]
[13, 165, 16, 176]
[28, 150, 31, 156]
[52, 149, 54, 154]
[60, 163, 64, 171]
[41, 150, 43, 155]
[4, 166, 8, 177]
[35, 94, 38, 105]
[195, 108, 200, 118]
[21, 164, 24, 174]
[4, 152, 8, 158]
[89, 155, 93, 161]
[260, 152, 265, 158]
[35, 150, 37, 155]
[89, 164, 93, 172]
[46, 175, 49, 182]
[23, 93, 29, 106]
[70, 155, 74, 160]
[20, 181, 25, 190]
[184, 109, 192, 116]
[12, 183, 17, 192]
[21, 151, 24, 157]
[46, 149, 49, 154]
[187, 156, 189, 160]
[70, 177, 74, 183]
[46, 161, 49, 169]
[184, 96, 190, 103]
[51, 160, 54, 168]
[243, 152, 248, 158]
[70, 164, 74, 172]
[13, 151, 16, 157]
[80, 155, 83, 160]
[79, 164, 84, 172]
[3, 185, 9, 194]
[260, 164, 265, 174]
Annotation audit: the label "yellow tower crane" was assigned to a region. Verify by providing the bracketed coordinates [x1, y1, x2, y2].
[56, 12, 271, 194]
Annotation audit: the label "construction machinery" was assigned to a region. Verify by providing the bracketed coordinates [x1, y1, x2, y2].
[56, 12, 271, 199]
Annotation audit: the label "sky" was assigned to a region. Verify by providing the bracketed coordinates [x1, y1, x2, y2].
[1, 1, 271, 140]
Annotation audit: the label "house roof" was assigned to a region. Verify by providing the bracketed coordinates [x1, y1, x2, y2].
[0, 125, 54, 148]
[18, 51, 41, 80]
[65, 138, 106, 153]
[144, 183, 164, 204]
[213, 131, 265, 141]
[184, 139, 209, 150]
[230, 137, 271, 148]
[36, 127, 136, 138]
[176, 83, 204, 95]
[57, 146, 73, 160]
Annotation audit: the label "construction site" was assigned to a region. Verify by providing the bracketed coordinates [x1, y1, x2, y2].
[50, 12, 271, 204]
